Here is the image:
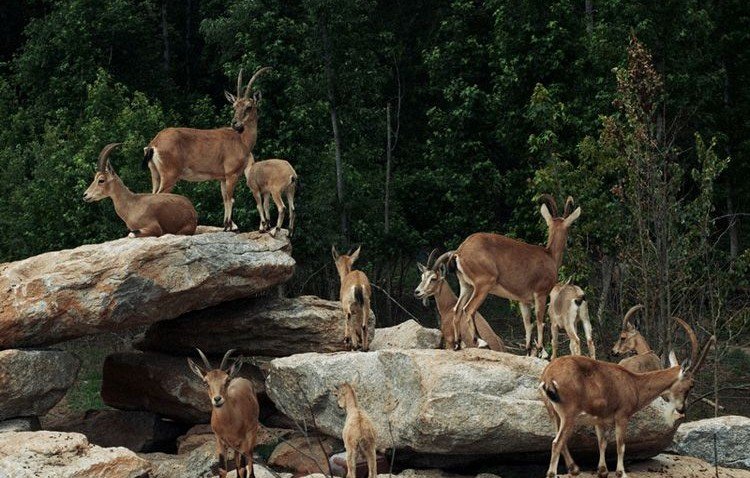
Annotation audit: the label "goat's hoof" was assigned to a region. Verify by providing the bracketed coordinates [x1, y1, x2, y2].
[568, 463, 580, 475]
[615, 471, 626, 478]
[597, 466, 608, 477]
[545, 472, 556, 478]
[269, 227, 278, 237]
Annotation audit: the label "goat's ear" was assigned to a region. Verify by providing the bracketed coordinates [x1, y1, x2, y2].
[540, 203, 553, 227]
[253, 90, 262, 104]
[187, 358, 205, 379]
[668, 350, 679, 368]
[417, 262, 427, 273]
[227, 358, 243, 378]
[331, 245, 339, 261]
[224, 91, 236, 103]
[350, 245, 361, 263]
[563, 206, 582, 226]
[438, 263, 447, 277]
[680, 358, 692, 373]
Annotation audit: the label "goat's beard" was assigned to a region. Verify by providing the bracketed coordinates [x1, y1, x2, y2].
[421, 296, 429, 307]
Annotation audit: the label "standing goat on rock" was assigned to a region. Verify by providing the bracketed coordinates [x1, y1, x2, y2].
[188, 349, 259, 478]
[83, 143, 197, 237]
[332, 246, 373, 351]
[414, 250, 505, 352]
[451, 195, 581, 354]
[334, 383, 378, 478]
[245, 156, 297, 237]
[143, 67, 271, 230]
[547, 280, 594, 359]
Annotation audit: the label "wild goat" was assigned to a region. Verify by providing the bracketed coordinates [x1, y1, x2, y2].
[547, 280, 594, 359]
[144, 67, 271, 231]
[332, 246, 373, 351]
[611, 304, 663, 372]
[415, 250, 505, 352]
[540, 324, 715, 478]
[188, 349, 259, 478]
[334, 383, 378, 478]
[83, 143, 197, 237]
[245, 156, 298, 236]
[451, 195, 581, 354]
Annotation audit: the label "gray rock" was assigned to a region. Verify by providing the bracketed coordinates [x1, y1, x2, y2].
[136, 295, 375, 356]
[0, 349, 79, 420]
[669, 415, 750, 469]
[370, 320, 442, 351]
[266, 349, 677, 465]
[0, 230, 294, 349]
[101, 351, 265, 424]
[0, 431, 150, 478]
[0, 417, 39, 433]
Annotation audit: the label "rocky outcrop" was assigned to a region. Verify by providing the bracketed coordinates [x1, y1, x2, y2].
[669, 415, 750, 470]
[101, 351, 265, 424]
[0, 349, 79, 420]
[0, 431, 150, 478]
[136, 296, 375, 356]
[0, 230, 294, 349]
[628, 453, 750, 477]
[370, 320, 441, 350]
[0, 417, 39, 433]
[266, 349, 677, 465]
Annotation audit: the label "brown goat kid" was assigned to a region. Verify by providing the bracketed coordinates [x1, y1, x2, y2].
[144, 67, 271, 230]
[83, 143, 197, 237]
[540, 327, 715, 478]
[334, 383, 378, 478]
[188, 349, 259, 478]
[611, 304, 663, 372]
[414, 251, 505, 352]
[452, 195, 581, 354]
[245, 156, 298, 236]
[548, 281, 594, 359]
[332, 246, 373, 351]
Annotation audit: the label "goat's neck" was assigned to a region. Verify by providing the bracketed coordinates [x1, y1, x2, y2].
[633, 366, 680, 409]
[633, 335, 653, 355]
[239, 111, 259, 152]
[434, 280, 458, 318]
[342, 394, 359, 414]
[336, 264, 352, 282]
[546, 227, 569, 268]
[108, 176, 137, 219]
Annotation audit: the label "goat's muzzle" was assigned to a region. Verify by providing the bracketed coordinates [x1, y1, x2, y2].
[212, 396, 225, 408]
[82, 193, 94, 203]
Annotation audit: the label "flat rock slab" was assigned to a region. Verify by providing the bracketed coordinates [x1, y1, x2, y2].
[0, 431, 151, 478]
[370, 319, 442, 350]
[0, 230, 294, 349]
[266, 349, 677, 465]
[136, 295, 375, 356]
[627, 453, 750, 477]
[0, 349, 79, 420]
[101, 351, 265, 424]
[669, 415, 750, 470]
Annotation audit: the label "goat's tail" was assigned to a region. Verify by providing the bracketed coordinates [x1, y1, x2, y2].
[142, 147, 154, 170]
[354, 285, 365, 307]
[540, 380, 561, 403]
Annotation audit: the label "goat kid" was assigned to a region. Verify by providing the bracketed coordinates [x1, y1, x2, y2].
[548, 280, 595, 359]
[245, 155, 298, 237]
[611, 304, 663, 372]
[332, 246, 373, 351]
[452, 195, 581, 354]
[144, 67, 271, 231]
[540, 329, 715, 478]
[334, 383, 378, 478]
[188, 349, 259, 478]
[415, 250, 505, 352]
[83, 143, 197, 237]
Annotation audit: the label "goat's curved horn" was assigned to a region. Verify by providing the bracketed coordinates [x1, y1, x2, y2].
[563, 196, 575, 217]
[97, 143, 122, 172]
[673, 317, 698, 366]
[244, 66, 272, 98]
[539, 194, 558, 217]
[236, 68, 244, 98]
[426, 249, 438, 269]
[195, 348, 212, 370]
[622, 304, 644, 328]
[431, 251, 454, 272]
[219, 348, 237, 371]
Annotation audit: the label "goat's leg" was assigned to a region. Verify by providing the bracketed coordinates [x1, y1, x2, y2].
[361, 298, 371, 351]
[519, 302, 533, 356]
[566, 308, 582, 356]
[344, 310, 352, 349]
[156, 168, 178, 194]
[224, 174, 240, 231]
[251, 189, 267, 233]
[346, 442, 357, 478]
[546, 414, 574, 478]
[550, 322, 559, 360]
[533, 292, 547, 357]
[235, 449, 245, 478]
[365, 443, 377, 478]
[595, 424, 608, 477]
[269, 190, 286, 237]
[215, 438, 228, 478]
[286, 182, 296, 236]
[128, 224, 163, 238]
[263, 193, 271, 227]
[147, 160, 160, 194]
[220, 179, 231, 231]
[461, 281, 492, 348]
[615, 418, 628, 478]
[453, 274, 473, 349]
[580, 301, 596, 359]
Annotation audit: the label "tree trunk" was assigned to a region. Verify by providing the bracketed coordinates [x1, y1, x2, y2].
[161, 0, 170, 72]
[585, 0, 594, 34]
[185, 0, 192, 88]
[384, 102, 392, 234]
[596, 255, 614, 325]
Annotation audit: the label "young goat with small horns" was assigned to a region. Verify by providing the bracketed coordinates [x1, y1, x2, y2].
[540, 321, 714, 478]
[332, 246, 373, 351]
[83, 143, 197, 237]
[188, 349, 259, 478]
[334, 382, 378, 478]
[245, 155, 298, 237]
[547, 279, 595, 359]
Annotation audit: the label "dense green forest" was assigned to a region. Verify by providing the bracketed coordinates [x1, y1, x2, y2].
[1, 0, 748, 364]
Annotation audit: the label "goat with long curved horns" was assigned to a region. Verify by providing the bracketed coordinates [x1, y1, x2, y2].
[188, 349, 259, 478]
[83, 143, 197, 237]
[144, 67, 272, 231]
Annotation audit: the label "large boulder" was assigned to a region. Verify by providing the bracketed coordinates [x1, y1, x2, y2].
[101, 351, 265, 424]
[266, 349, 677, 466]
[668, 415, 750, 470]
[136, 296, 375, 356]
[0, 349, 79, 420]
[0, 431, 151, 478]
[0, 230, 294, 349]
[268, 435, 342, 475]
[370, 320, 441, 351]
